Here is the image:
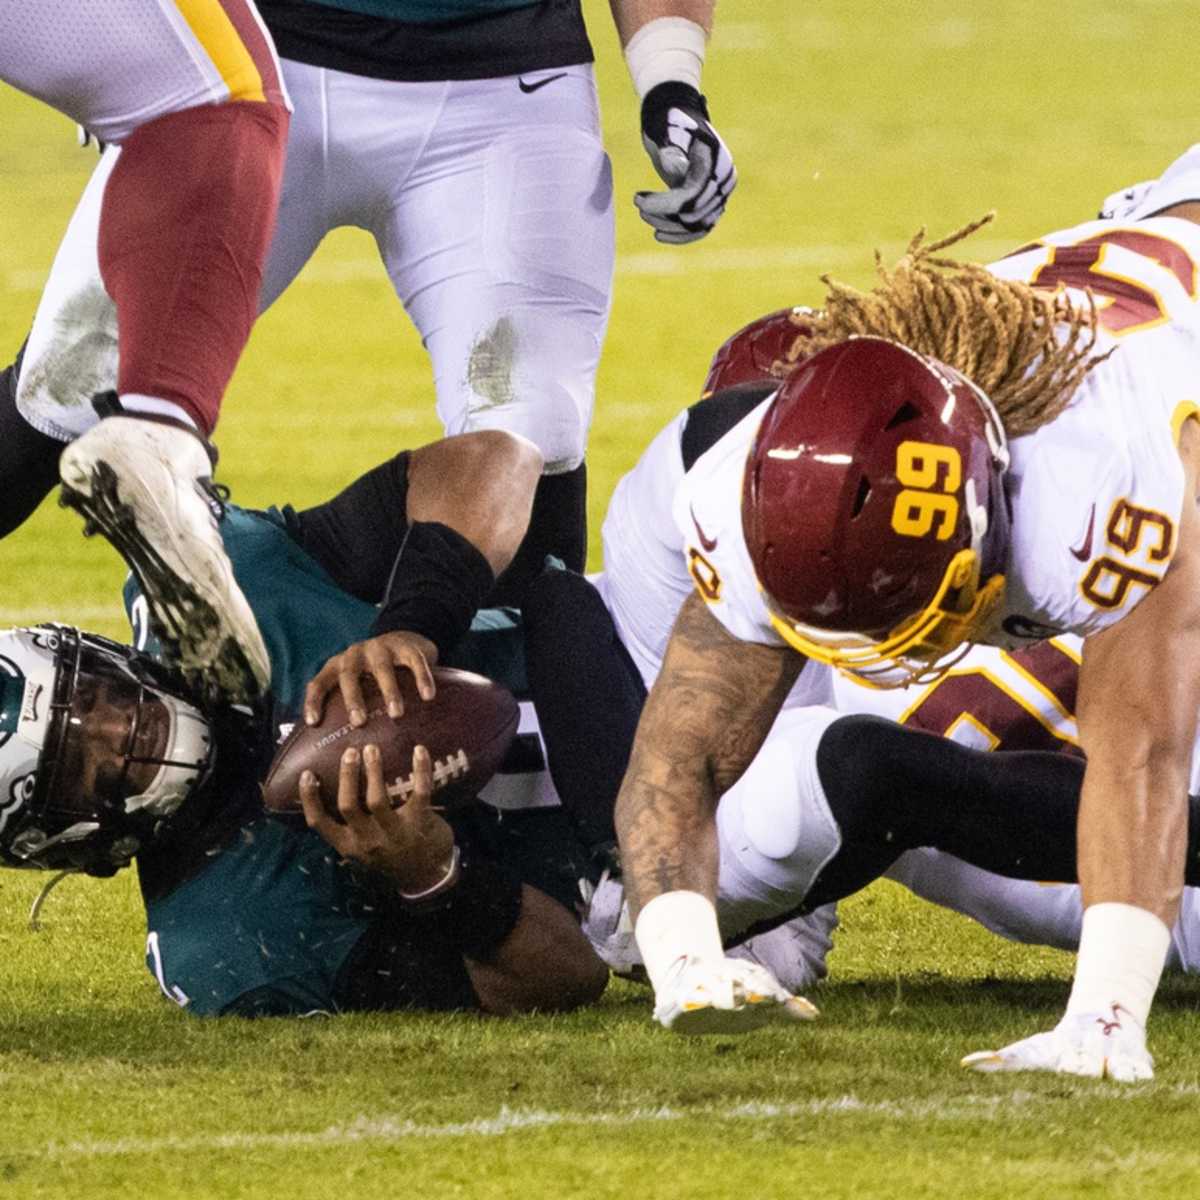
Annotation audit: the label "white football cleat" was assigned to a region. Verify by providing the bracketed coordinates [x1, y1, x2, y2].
[963, 1005, 1154, 1082]
[59, 416, 270, 704]
[652, 954, 819, 1035]
[727, 904, 838, 994]
[581, 871, 643, 978]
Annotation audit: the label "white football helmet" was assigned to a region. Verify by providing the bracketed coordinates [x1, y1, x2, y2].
[0, 625, 214, 874]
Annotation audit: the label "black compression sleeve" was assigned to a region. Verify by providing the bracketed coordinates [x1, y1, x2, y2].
[490, 463, 587, 606]
[287, 453, 495, 657]
[369, 521, 495, 658]
[806, 715, 1200, 911]
[521, 567, 646, 856]
[681, 385, 776, 471]
[805, 715, 1085, 909]
[288, 452, 412, 601]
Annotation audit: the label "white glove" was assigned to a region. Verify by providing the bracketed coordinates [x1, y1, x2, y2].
[652, 953, 819, 1035]
[637, 82, 736, 245]
[962, 1005, 1154, 1082]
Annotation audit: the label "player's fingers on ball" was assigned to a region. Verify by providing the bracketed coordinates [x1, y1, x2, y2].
[303, 667, 338, 726]
[408, 744, 435, 808]
[336, 745, 366, 821]
[367, 659, 406, 720]
[362, 744, 393, 818]
[338, 671, 369, 727]
[401, 648, 437, 704]
[300, 770, 343, 845]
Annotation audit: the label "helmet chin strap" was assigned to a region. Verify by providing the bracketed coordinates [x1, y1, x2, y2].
[28, 868, 75, 932]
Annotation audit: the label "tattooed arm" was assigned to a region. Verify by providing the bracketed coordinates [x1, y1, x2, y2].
[614, 591, 803, 917]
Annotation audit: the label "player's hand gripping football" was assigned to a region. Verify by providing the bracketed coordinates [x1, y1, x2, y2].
[652, 953, 819, 1034]
[304, 631, 438, 727]
[636, 81, 736, 244]
[300, 742, 456, 895]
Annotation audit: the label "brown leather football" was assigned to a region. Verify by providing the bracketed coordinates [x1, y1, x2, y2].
[262, 668, 519, 822]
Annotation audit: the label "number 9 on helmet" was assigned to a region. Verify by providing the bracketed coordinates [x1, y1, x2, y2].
[741, 336, 1011, 687]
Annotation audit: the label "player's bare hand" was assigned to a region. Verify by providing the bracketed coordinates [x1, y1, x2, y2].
[304, 631, 438, 727]
[299, 743, 456, 893]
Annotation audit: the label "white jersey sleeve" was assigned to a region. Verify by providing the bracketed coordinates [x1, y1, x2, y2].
[669, 396, 787, 647]
[599, 395, 832, 709]
[595, 410, 694, 687]
[985, 216, 1200, 645]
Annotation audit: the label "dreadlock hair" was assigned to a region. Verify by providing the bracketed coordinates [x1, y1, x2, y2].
[773, 213, 1106, 437]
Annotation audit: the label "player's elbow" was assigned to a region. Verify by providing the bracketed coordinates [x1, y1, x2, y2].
[474, 949, 608, 1016]
[534, 948, 610, 1013]
[469, 886, 610, 1015]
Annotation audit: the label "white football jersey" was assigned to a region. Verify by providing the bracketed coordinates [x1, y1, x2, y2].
[986, 215, 1200, 646]
[674, 215, 1200, 655]
[597, 400, 833, 708]
[595, 410, 694, 688]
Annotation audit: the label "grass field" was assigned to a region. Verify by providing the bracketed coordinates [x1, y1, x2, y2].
[3, 2, 1200, 1195]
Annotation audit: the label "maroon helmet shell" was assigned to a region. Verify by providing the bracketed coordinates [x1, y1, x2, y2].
[741, 337, 1010, 677]
[701, 307, 814, 399]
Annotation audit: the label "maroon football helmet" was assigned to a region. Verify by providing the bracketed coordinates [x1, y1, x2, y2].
[701, 307, 815, 399]
[742, 336, 1011, 686]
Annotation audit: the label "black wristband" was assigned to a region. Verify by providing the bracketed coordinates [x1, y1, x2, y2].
[405, 852, 525, 962]
[641, 80, 710, 130]
[371, 520, 495, 658]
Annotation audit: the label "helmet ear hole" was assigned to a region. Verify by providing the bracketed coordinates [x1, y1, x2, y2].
[851, 476, 872, 518]
[884, 401, 921, 431]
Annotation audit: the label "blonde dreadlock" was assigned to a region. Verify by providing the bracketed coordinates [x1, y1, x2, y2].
[772, 213, 1105, 437]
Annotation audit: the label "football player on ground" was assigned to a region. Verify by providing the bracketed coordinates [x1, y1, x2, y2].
[510, 313, 1200, 1026]
[0, 0, 735, 602]
[0, 2, 292, 704]
[0, 428, 608, 1017]
[612, 143, 1200, 1079]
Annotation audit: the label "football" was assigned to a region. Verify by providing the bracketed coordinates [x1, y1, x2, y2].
[261, 667, 519, 823]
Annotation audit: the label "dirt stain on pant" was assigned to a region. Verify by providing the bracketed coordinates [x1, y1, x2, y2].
[465, 317, 517, 412]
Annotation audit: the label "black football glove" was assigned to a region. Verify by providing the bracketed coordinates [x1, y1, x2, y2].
[636, 81, 736, 245]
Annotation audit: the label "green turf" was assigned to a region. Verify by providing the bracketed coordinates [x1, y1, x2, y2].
[2, 1, 1199, 1194]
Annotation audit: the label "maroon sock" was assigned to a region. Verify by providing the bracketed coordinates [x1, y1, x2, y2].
[98, 100, 289, 435]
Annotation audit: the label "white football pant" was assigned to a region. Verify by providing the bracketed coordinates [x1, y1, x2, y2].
[16, 58, 612, 472]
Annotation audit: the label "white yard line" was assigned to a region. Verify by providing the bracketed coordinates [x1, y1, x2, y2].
[40, 1094, 1056, 1160]
[0, 606, 123, 624]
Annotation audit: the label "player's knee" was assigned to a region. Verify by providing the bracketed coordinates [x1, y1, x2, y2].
[463, 391, 589, 474]
[452, 313, 597, 473]
[453, 428, 544, 488]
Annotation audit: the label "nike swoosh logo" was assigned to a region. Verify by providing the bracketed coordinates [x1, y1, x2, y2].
[518, 72, 568, 94]
[1069, 503, 1096, 562]
[690, 505, 718, 553]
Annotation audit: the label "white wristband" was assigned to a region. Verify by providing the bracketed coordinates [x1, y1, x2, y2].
[1066, 901, 1171, 1029]
[397, 843, 461, 902]
[623, 16, 707, 99]
[634, 890, 724, 994]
